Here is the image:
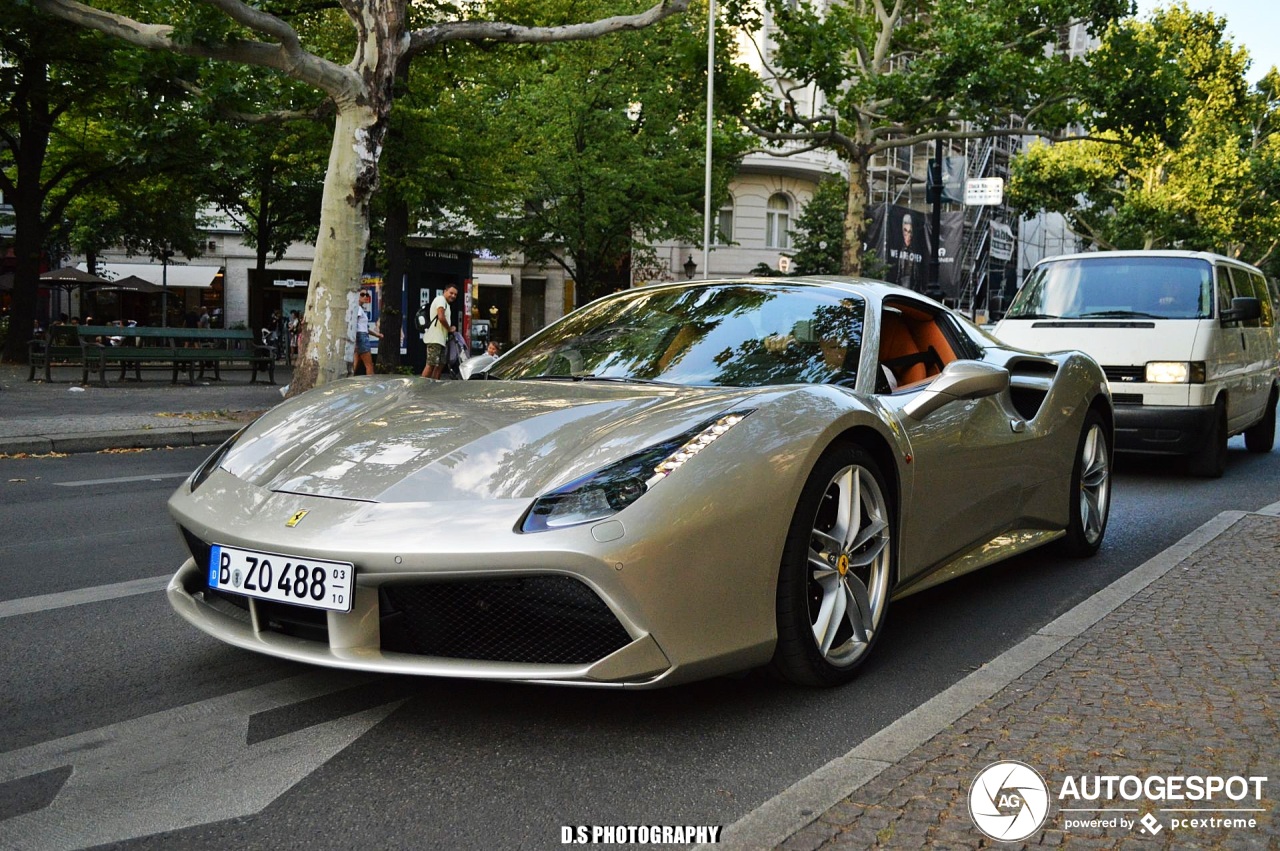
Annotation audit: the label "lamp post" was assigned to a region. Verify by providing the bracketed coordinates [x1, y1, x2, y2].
[160, 248, 174, 327]
[701, 0, 716, 280]
[683, 255, 697, 280]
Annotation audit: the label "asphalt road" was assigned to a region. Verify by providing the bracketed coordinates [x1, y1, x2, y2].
[1, 439, 1277, 850]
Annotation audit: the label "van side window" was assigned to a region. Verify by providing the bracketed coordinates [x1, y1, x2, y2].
[1216, 266, 1235, 318]
[1251, 272, 1274, 327]
[1226, 267, 1262, 327]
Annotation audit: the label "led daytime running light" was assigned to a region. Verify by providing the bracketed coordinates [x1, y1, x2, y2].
[652, 413, 748, 479]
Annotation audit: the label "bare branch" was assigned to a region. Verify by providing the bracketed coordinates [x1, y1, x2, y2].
[30, 0, 356, 97]
[407, 1, 689, 55]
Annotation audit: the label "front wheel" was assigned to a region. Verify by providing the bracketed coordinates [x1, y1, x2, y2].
[1058, 410, 1111, 557]
[770, 445, 894, 687]
[1244, 390, 1277, 453]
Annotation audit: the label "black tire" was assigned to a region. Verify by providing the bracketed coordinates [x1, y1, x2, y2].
[1187, 398, 1227, 478]
[770, 444, 894, 687]
[1244, 390, 1277, 453]
[1058, 409, 1111, 557]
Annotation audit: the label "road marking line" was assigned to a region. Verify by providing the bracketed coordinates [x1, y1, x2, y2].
[53, 472, 191, 487]
[0, 576, 170, 620]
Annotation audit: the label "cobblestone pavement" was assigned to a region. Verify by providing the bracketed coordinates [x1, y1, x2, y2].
[776, 513, 1278, 851]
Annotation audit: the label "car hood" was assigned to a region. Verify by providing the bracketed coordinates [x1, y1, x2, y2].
[219, 377, 766, 503]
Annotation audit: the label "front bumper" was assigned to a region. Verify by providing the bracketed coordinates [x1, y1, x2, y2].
[167, 466, 782, 688]
[1113, 403, 1217, 455]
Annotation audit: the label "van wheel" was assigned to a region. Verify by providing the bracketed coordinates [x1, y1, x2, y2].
[1244, 390, 1277, 453]
[1187, 399, 1227, 478]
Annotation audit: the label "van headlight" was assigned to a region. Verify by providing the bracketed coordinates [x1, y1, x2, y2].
[1145, 362, 1205, 384]
[519, 411, 752, 533]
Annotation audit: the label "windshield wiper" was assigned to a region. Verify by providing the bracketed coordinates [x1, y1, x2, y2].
[1076, 310, 1162, 319]
[577, 375, 678, 386]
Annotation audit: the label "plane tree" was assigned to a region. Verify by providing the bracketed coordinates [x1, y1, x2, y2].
[1008, 5, 1280, 271]
[30, 0, 691, 393]
[742, 0, 1131, 277]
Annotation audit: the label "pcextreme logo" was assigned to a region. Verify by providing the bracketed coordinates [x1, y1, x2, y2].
[968, 761, 1051, 841]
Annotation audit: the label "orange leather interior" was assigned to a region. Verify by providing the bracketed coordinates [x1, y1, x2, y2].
[878, 303, 957, 387]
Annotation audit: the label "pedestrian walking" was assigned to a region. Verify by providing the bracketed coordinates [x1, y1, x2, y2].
[353, 290, 382, 376]
[420, 285, 458, 380]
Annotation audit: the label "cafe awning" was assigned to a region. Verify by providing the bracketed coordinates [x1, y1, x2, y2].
[473, 273, 513, 288]
[79, 262, 221, 289]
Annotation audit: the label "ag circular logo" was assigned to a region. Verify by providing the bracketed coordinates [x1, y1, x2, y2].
[968, 761, 1050, 841]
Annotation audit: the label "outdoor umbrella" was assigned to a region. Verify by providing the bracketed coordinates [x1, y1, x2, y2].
[87, 275, 163, 294]
[39, 267, 112, 285]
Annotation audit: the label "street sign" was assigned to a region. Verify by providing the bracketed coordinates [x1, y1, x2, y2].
[964, 178, 1005, 206]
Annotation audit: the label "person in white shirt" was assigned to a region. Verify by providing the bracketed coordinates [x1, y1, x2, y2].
[420, 285, 457, 379]
[353, 289, 382, 376]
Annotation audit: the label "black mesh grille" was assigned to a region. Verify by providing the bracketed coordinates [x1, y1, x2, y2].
[1111, 393, 1143, 405]
[1103, 365, 1145, 383]
[180, 526, 211, 570]
[379, 576, 632, 665]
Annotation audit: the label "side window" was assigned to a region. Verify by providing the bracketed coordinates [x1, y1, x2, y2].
[1227, 267, 1262, 327]
[1216, 266, 1234, 317]
[1251, 272, 1274, 327]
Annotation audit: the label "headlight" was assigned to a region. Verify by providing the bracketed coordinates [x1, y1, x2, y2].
[190, 426, 248, 491]
[1144, 361, 1205, 384]
[520, 411, 752, 533]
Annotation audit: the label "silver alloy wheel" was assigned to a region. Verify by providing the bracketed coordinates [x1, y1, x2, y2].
[806, 464, 892, 666]
[1078, 422, 1111, 545]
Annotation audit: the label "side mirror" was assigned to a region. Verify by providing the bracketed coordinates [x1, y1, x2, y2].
[1221, 296, 1261, 324]
[903, 361, 1010, 421]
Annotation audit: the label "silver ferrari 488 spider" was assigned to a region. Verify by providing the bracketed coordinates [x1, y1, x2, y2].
[168, 277, 1113, 688]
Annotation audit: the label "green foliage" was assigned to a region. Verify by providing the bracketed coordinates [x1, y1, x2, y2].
[1008, 4, 1278, 270]
[748, 0, 1131, 273]
[462, 0, 758, 304]
[790, 176, 847, 276]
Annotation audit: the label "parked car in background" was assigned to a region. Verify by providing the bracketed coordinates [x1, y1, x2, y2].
[168, 277, 1113, 689]
[995, 251, 1279, 477]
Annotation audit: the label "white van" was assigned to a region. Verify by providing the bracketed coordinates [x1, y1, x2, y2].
[994, 251, 1279, 477]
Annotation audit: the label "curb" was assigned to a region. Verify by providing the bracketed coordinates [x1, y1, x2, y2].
[703, 509, 1254, 851]
[0, 424, 237, 457]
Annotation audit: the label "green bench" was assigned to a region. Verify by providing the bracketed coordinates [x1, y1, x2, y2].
[76, 326, 275, 386]
[28, 326, 85, 382]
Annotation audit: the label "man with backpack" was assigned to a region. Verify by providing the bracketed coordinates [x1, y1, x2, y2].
[420, 285, 458, 380]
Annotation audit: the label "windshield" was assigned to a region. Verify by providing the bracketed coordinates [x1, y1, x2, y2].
[489, 283, 866, 387]
[1006, 256, 1213, 320]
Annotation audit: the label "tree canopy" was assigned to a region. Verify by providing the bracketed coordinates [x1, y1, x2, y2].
[27, 0, 691, 390]
[1008, 4, 1280, 271]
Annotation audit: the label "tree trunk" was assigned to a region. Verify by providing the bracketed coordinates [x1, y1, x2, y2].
[841, 154, 870, 277]
[290, 104, 382, 395]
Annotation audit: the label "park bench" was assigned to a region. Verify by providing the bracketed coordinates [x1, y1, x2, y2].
[28, 326, 86, 382]
[76, 326, 275, 387]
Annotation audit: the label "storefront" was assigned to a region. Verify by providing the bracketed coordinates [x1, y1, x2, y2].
[85, 262, 223, 327]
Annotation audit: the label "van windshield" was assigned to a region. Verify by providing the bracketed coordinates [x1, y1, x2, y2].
[1006, 256, 1213, 320]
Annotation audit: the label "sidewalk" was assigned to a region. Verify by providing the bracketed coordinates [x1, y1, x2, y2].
[719, 508, 1279, 850]
[0, 362, 290, 455]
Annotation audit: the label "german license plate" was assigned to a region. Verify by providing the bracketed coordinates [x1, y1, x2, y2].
[208, 544, 354, 613]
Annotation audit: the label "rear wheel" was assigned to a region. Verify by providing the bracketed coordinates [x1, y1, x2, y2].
[1244, 390, 1277, 453]
[1058, 410, 1111, 557]
[770, 445, 893, 687]
[1187, 398, 1227, 478]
